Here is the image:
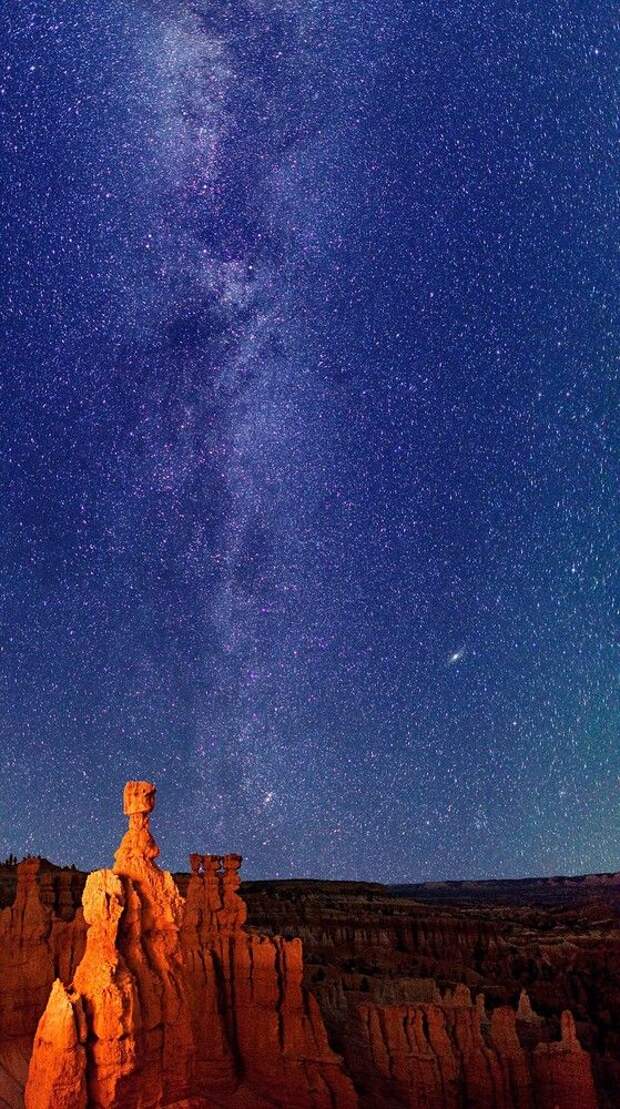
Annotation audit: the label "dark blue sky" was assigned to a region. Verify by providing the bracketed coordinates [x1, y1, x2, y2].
[0, 1, 617, 879]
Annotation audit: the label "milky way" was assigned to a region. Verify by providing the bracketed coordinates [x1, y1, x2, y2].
[1, 1, 617, 879]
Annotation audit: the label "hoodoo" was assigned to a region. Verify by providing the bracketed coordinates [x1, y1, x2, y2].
[25, 781, 195, 1108]
[24, 782, 357, 1108]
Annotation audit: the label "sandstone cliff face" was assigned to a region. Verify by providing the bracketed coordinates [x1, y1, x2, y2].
[0, 790, 613, 1108]
[23, 980, 86, 1109]
[348, 988, 597, 1109]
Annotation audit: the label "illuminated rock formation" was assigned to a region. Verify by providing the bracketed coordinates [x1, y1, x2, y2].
[26, 782, 194, 1108]
[23, 980, 86, 1109]
[110, 781, 194, 1106]
[180, 854, 238, 1101]
[25, 783, 356, 1108]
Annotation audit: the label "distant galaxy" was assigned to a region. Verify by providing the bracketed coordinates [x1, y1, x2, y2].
[0, 1, 617, 881]
[448, 649, 466, 667]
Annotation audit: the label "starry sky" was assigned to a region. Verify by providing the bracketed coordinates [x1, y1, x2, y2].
[1, 0, 617, 881]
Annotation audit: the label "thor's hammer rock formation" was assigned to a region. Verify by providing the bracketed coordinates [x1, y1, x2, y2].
[24, 782, 357, 1109]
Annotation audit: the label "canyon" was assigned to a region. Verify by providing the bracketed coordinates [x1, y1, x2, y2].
[0, 783, 617, 1107]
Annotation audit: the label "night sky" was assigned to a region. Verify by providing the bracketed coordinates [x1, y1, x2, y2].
[1, 1, 617, 880]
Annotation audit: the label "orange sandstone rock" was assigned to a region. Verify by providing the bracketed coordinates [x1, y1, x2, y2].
[182, 851, 358, 1108]
[72, 869, 141, 1106]
[25, 784, 355, 1108]
[180, 854, 238, 1101]
[26, 782, 195, 1108]
[0, 860, 56, 1046]
[24, 980, 86, 1109]
[111, 782, 195, 1106]
[0, 858, 86, 1107]
[532, 1010, 598, 1109]
[489, 1007, 532, 1109]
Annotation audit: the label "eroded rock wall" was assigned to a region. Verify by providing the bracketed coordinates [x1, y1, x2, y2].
[348, 989, 597, 1109]
[243, 878, 619, 1103]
